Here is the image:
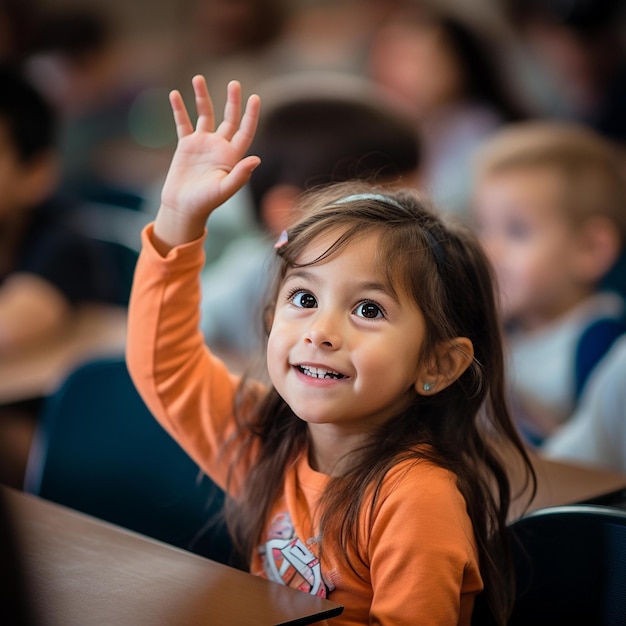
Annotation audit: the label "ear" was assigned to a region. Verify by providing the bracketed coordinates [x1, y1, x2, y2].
[415, 337, 474, 395]
[572, 217, 622, 283]
[260, 184, 302, 236]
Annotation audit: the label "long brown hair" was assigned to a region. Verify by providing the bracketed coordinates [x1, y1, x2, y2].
[224, 181, 536, 624]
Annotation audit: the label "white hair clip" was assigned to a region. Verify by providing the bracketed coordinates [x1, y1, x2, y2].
[274, 229, 289, 249]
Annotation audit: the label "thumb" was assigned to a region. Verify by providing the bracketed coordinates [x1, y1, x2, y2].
[220, 155, 261, 199]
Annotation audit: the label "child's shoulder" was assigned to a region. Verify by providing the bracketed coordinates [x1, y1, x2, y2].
[371, 457, 475, 539]
[381, 456, 463, 507]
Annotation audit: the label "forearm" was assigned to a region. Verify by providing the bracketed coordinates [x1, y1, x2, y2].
[126, 75, 262, 485]
[126, 224, 244, 483]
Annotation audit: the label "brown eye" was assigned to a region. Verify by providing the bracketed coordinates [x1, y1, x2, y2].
[292, 291, 317, 308]
[355, 302, 383, 319]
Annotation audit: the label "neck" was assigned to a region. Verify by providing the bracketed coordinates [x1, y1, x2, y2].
[306, 424, 368, 476]
[514, 288, 598, 333]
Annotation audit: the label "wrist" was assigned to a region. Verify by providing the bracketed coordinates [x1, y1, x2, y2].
[152, 206, 207, 255]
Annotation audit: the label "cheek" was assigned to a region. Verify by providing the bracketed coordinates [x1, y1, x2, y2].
[266, 321, 290, 384]
[266, 326, 279, 370]
[499, 237, 547, 276]
[265, 339, 281, 392]
[355, 333, 422, 385]
[514, 238, 565, 280]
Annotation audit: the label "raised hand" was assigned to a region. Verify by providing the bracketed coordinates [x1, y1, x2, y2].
[155, 76, 261, 251]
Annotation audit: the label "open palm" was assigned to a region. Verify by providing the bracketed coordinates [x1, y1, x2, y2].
[161, 76, 261, 222]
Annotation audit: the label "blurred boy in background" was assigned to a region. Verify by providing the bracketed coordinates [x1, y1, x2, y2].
[471, 122, 626, 446]
[0, 64, 117, 355]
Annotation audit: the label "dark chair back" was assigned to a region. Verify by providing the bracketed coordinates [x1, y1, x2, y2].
[472, 504, 626, 625]
[24, 356, 234, 565]
[508, 504, 626, 625]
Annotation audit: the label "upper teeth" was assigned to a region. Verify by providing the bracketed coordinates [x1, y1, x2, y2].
[299, 366, 343, 379]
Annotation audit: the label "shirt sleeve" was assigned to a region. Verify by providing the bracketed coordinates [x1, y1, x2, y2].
[367, 463, 483, 626]
[126, 223, 263, 492]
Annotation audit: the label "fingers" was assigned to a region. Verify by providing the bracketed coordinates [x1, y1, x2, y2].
[169, 89, 194, 139]
[218, 80, 243, 141]
[171, 76, 260, 153]
[231, 93, 261, 154]
[193, 75, 215, 133]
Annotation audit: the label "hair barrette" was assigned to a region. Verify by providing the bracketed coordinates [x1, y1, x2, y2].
[274, 229, 289, 249]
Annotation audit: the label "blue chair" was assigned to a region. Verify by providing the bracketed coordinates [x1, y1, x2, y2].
[24, 356, 235, 565]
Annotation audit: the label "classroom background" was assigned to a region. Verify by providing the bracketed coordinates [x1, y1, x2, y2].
[2, 1, 626, 623]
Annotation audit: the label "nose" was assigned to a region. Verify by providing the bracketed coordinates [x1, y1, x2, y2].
[304, 310, 343, 350]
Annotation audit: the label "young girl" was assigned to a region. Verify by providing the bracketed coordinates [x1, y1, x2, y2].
[126, 76, 535, 626]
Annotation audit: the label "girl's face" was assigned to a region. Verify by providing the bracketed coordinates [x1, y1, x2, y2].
[267, 229, 429, 437]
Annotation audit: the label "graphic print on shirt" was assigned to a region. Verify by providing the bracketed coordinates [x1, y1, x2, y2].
[259, 512, 329, 598]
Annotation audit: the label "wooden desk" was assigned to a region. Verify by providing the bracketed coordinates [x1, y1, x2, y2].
[0, 305, 127, 405]
[4, 488, 343, 626]
[508, 452, 626, 520]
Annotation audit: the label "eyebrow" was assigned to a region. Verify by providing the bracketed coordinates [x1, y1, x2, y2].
[283, 269, 400, 303]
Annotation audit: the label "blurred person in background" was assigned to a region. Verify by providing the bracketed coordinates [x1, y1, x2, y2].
[24, 5, 173, 209]
[366, 0, 530, 217]
[179, 0, 404, 114]
[542, 332, 626, 474]
[0, 0, 38, 65]
[176, 0, 291, 118]
[505, 0, 626, 146]
[0, 64, 119, 354]
[471, 121, 626, 447]
[0, 64, 123, 488]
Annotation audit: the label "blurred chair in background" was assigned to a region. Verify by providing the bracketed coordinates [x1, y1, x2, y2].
[24, 356, 235, 566]
[507, 504, 626, 625]
[472, 503, 626, 625]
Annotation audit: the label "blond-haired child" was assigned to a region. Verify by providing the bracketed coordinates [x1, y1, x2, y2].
[471, 121, 626, 444]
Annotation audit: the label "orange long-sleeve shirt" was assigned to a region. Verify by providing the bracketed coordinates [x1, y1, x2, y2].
[126, 224, 483, 625]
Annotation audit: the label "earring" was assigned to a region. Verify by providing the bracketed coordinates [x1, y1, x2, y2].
[423, 382, 433, 392]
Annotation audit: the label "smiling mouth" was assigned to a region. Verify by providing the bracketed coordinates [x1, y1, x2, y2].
[297, 365, 346, 380]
